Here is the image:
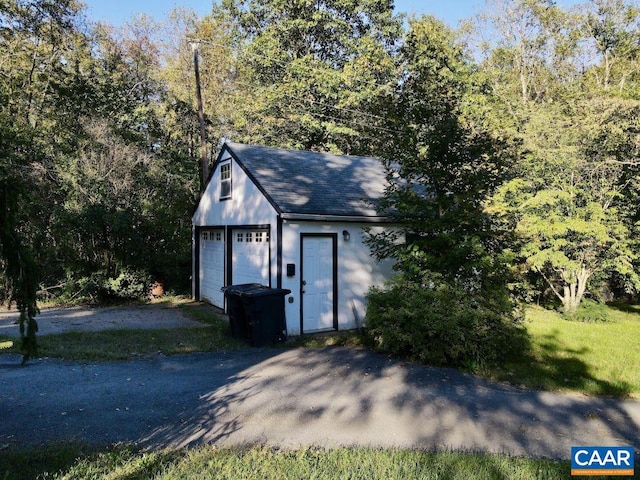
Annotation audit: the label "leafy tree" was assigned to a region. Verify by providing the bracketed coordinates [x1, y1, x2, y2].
[0, 0, 87, 361]
[0, 107, 40, 362]
[157, 7, 244, 180]
[48, 17, 197, 300]
[487, 98, 640, 313]
[220, 0, 402, 154]
[469, 0, 578, 105]
[369, 16, 514, 285]
[470, 0, 640, 310]
[1, 1, 199, 350]
[581, 0, 640, 92]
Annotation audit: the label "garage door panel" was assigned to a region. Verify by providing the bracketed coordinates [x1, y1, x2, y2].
[200, 229, 224, 308]
[232, 230, 270, 286]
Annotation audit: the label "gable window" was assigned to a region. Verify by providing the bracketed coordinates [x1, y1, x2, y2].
[220, 162, 232, 199]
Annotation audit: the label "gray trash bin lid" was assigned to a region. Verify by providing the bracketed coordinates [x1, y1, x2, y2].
[221, 283, 264, 295]
[239, 287, 291, 297]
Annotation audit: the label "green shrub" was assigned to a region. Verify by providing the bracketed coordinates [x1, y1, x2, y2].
[51, 269, 152, 305]
[365, 274, 526, 369]
[563, 299, 610, 323]
[54, 272, 104, 304]
[103, 269, 152, 300]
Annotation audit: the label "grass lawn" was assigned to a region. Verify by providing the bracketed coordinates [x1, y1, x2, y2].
[0, 443, 589, 480]
[484, 304, 640, 397]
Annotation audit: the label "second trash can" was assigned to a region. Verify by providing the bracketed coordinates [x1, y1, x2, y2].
[221, 284, 291, 347]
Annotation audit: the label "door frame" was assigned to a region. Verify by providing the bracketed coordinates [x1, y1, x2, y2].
[299, 233, 338, 334]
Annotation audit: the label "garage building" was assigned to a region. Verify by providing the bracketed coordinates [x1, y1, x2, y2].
[192, 142, 395, 335]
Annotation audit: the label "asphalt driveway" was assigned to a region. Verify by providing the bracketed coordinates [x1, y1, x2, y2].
[1, 346, 639, 460]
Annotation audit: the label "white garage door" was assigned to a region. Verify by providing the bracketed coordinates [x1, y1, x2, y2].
[199, 229, 225, 308]
[232, 229, 270, 286]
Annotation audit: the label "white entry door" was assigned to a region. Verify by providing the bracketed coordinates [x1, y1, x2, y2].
[199, 229, 225, 308]
[301, 235, 336, 332]
[231, 229, 270, 286]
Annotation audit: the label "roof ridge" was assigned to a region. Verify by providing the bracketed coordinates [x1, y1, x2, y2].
[225, 142, 382, 162]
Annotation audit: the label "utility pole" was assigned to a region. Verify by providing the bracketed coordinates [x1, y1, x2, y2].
[191, 41, 208, 192]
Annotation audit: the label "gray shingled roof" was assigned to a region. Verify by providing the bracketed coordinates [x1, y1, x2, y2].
[224, 142, 388, 218]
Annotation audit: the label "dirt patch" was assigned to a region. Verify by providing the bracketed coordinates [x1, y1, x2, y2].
[0, 304, 205, 338]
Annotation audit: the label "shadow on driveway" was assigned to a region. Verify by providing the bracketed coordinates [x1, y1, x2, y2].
[4, 347, 634, 460]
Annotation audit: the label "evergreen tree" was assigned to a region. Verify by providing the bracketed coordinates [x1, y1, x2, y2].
[220, 0, 402, 155]
[364, 16, 523, 368]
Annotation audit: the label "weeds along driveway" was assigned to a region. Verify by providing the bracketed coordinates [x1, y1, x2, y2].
[1, 347, 639, 460]
[0, 304, 203, 337]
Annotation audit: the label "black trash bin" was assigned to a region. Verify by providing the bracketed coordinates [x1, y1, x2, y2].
[221, 283, 263, 340]
[240, 286, 291, 347]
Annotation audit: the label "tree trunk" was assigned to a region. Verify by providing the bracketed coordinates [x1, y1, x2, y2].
[520, 64, 528, 104]
[603, 50, 611, 90]
[561, 266, 591, 315]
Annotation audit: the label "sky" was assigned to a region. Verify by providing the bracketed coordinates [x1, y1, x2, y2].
[81, 0, 483, 28]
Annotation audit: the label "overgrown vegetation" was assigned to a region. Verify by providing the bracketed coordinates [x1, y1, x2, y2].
[562, 299, 612, 323]
[0, 443, 582, 480]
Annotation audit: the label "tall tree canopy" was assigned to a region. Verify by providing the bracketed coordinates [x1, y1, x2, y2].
[219, 0, 402, 154]
[488, 98, 640, 313]
[363, 16, 524, 368]
[369, 15, 515, 286]
[1, 1, 198, 361]
[475, 0, 640, 311]
[0, 0, 88, 360]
